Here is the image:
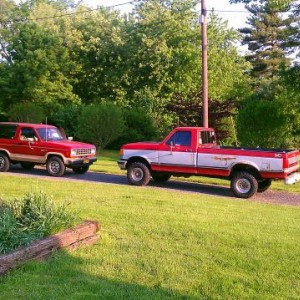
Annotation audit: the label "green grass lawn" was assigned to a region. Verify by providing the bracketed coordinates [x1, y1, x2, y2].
[0, 168, 300, 299]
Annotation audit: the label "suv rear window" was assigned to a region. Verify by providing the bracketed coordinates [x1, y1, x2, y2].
[0, 124, 17, 139]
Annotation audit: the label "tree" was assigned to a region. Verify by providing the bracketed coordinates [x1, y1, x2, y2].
[8, 102, 45, 123]
[236, 98, 291, 148]
[238, 1, 294, 80]
[76, 102, 125, 149]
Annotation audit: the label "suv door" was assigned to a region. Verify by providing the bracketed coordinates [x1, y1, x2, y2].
[10, 127, 44, 163]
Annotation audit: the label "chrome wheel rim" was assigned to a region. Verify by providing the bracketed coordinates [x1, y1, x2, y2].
[50, 161, 60, 174]
[131, 167, 144, 182]
[236, 178, 251, 194]
[0, 157, 4, 169]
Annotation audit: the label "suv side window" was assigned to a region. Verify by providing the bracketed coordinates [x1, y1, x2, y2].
[20, 128, 38, 141]
[0, 125, 17, 139]
[166, 131, 191, 147]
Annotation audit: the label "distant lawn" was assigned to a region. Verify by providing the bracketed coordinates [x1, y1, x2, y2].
[93, 150, 300, 194]
[0, 174, 299, 299]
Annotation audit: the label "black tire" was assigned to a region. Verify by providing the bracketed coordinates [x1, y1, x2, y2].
[0, 153, 10, 172]
[20, 162, 35, 170]
[151, 172, 171, 183]
[127, 162, 151, 186]
[231, 171, 258, 199]
[258, 179, 272, 193]
[72, 166, 89, 174]
[46, 156, 66, 177]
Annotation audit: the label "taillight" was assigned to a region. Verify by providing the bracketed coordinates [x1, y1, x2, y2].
[120, 148, 124, 156]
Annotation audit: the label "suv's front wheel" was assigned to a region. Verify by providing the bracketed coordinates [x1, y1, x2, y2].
[46, 156, 66, 177]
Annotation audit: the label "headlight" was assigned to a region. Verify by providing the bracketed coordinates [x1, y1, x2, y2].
[71, 149, 77, 156]
[91, 148, 96, 155]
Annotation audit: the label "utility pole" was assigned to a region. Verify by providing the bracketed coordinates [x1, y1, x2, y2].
[201, 0, 208, 128]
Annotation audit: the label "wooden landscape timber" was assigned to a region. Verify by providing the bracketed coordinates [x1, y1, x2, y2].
[0, 220, 100, 275]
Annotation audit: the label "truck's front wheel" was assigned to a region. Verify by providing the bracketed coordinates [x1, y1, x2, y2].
[0, 153, 10, 172]
[231, 171, 258, 199]
[127, 162, 151, 186]
[46, 156, 66, 177]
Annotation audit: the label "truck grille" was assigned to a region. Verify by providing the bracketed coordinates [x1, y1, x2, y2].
[75, 149, 92, 156]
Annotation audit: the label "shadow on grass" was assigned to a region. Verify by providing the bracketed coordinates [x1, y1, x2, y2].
[0, 250, 200, 299]
[7, 164, 233, 198]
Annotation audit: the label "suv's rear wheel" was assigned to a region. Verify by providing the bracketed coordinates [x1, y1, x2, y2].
[46, 156, 65, 177]
[127, 162, 151, 186]
[72, 166, 89, 174]
[0, 153, 10, 172]
[231, 171, 258, 199]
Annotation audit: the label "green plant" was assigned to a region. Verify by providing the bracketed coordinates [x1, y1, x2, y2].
[108, 108, 159, 149]
[76, 102, 125, 150]
[0, 192, 76, 254]
[8, 102, 45, 123]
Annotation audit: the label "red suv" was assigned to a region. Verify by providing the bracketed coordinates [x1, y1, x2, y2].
[0, 122, 97, 176]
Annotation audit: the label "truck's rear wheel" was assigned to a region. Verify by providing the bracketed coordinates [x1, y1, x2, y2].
[0, 153, 10, 172]
[46, 156, 65, 177]
[258, 179, 272, 193]
[127, 162, 151, 186]
[231, 171, 258, 199]
[151, 172, 171, 183]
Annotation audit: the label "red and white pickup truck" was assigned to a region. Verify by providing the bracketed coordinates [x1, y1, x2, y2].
[0, 122, 97, 177]
[118, 127, 300, 198]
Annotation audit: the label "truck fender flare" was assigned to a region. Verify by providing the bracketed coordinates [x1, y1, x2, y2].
[229, 161, 260, 178]
[126, 156, 151, 170]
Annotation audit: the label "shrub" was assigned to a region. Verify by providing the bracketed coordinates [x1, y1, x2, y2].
[0, 192, 76, 254]
[108, 108, 159, 149]
[236, 99, 290, 148]
[76, 102, 125, 150]
[49, 104, 82, 138]
[8, 102, 45, 123]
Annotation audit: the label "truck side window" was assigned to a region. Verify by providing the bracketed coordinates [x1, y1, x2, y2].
[20, 128, 38, 141]
[0, 125, 17, 139]
[166, 131, 191, 147]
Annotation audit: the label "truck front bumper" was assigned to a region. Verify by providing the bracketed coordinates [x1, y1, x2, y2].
[66, 157, 97, 167]
[285, 172, 300, 185]
[117, 159, 127, 170]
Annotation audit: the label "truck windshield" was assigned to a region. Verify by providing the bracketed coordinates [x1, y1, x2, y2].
[37, 128, 65, 141]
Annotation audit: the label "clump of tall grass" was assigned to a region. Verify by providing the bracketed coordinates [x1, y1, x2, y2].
[0, 192, 76, 254]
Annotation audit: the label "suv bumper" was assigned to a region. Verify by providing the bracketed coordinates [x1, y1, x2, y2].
[66, 157, 97, 167]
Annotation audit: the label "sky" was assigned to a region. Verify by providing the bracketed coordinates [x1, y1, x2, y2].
[82, 0, 250, 29]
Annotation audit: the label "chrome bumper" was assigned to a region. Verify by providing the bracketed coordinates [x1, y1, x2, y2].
[285, 172, 300, 185]
[117, 159, 127, 170]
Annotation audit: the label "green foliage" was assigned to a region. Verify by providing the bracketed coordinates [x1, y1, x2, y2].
[0, 192, 76, 254]
[77, 102, 125, 149]
[8, 102, 45, 123]
[49, 104, 82, 138]
[236, 99, 291, 148]
[239, 1, 293, 80]
[108, 108, 159, 149]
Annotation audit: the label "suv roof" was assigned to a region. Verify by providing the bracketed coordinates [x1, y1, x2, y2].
[0, 122, 56, 129]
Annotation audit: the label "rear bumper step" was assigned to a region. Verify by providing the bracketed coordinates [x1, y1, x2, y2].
[285, 172, 300, 185]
